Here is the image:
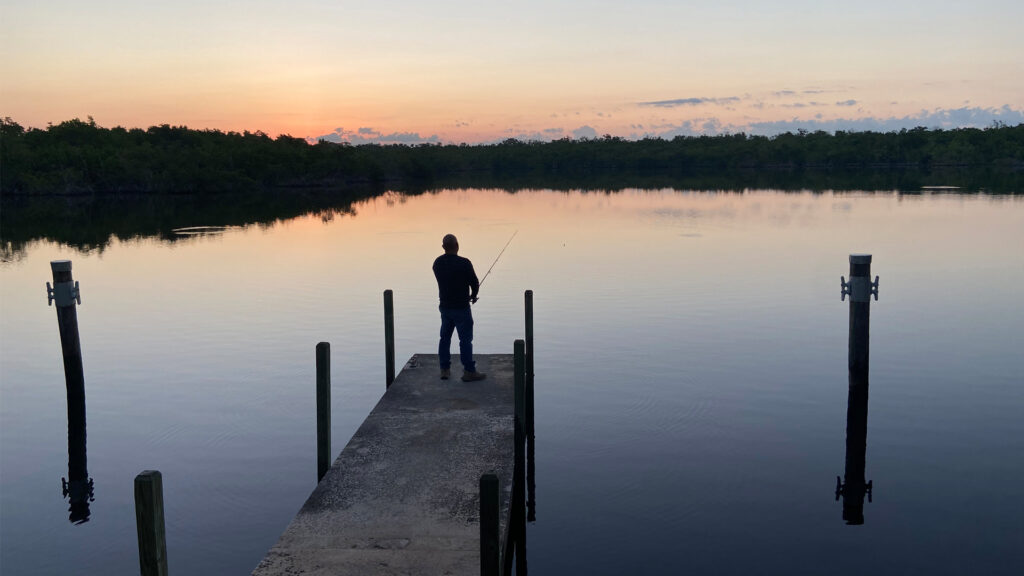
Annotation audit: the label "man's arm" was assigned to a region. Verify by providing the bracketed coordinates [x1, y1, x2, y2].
[468, 261, 480, 303]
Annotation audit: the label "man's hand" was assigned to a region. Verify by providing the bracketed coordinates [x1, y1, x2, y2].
[471, 296, 479, 304]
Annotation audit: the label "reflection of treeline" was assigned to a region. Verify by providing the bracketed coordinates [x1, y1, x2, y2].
[3, 117, 1023, 195]
[0, 187, 396, 262]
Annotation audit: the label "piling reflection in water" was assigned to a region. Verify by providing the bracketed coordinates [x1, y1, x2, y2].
[835, 254, 878, 525]
[62, 389, 94, 524]
[836, 372, 872, 525]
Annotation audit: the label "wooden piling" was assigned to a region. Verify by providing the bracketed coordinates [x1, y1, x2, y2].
[316, 342, 331, 483]
[847, 254, 873, 374]
[49, 261, 87, 471]
[524, 290, 534, 437]
[135, 470, 168, 576]
[513, 339, 527, 575]
[479, 473, 500, 576]
[514, 341, 525, 498]
[384, 290, 395, 388]
[524, 290, 536, 522]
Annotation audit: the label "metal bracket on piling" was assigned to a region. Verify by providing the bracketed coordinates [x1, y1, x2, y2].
[840, 276, 879, 302]
[62, 476, 96, 502]
[47, 281, 81, 307]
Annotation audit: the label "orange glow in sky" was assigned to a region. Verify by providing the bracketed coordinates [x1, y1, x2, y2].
[3, 1, 1022, 142]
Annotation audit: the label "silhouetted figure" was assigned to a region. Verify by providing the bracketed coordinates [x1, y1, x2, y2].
[433, 234, 485, 382]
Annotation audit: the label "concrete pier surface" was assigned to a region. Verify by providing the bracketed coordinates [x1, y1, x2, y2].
[253, 354, 515, 576]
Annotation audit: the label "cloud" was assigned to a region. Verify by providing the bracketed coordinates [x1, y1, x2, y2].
[311, 127, 440, 145]
[781, 101, 825, 108]
[572, 125, 599, 139]
[542, 127, 564, 135]
[638, 97, 741, 108]
[646, 105, 1024, 139]
[836, 99, 858, 107]
[743, 105, 1024, 136]
[773, 90, 796, 97]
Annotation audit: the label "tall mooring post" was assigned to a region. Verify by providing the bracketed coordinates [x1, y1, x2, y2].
[135, 470, 169, 576]
[316, 342, 331, 483]
[512, 339, 527, 575]
[384, 290, 395, 388]
[47, 260, 94, 523]
[837, 254, 879, 524]
[524, 290, 536, 523]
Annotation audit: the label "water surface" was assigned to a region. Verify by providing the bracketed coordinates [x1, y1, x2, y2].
[2, 188, 1022, 574]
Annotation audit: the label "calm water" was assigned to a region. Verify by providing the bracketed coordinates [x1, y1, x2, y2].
[2, 188, 1023, 575]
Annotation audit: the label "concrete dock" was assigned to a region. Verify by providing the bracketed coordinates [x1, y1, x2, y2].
[252, 353, 516, 576]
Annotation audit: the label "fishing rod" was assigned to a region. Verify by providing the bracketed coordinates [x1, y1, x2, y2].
[478, 229, 518, 289]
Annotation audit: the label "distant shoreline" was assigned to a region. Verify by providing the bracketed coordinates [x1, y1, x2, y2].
[2, 118, 1022, 197]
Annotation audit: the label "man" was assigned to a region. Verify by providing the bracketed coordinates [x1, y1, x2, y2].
[433, 234, 486, 382]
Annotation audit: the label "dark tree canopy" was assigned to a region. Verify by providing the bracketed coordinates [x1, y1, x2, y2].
[2, 117, 1023, 195]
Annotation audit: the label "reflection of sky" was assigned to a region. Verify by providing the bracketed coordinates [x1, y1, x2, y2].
[2, 189, 1023, 574]
[3, 1, 1022, 141]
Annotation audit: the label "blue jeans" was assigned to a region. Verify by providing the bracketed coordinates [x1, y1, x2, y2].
[438, 306, 475, 372]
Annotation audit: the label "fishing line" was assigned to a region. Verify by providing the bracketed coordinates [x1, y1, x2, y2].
[478, 229, 518, 289]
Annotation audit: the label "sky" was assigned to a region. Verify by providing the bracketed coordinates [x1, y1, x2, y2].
[2, 0, 1023, 144]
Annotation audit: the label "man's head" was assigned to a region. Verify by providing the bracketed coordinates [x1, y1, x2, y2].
[442, 234, 459, 254]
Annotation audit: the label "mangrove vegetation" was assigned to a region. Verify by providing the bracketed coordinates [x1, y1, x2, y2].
[3, 117, 1023, 196]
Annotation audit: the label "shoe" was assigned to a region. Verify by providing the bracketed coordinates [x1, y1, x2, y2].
[440, 369, 450, 380]
[461, 371, 486, 382]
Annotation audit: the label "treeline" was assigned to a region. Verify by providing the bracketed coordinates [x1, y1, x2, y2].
[2, 117, 1023, 195]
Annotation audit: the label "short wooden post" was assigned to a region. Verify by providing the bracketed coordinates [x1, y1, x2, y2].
[135, 470, 168, 576]
[479, 473, 500, 576]
[513, 339, 527, 575]
[524, 290, 536, 522]
[384, 289, 395, 388]
[316, 342, 331, 483]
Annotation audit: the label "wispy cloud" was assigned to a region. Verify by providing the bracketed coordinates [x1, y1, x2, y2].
[781, 102, 825, 108]
[744, 105, 1024, 135]
[647, 105, 1023, 139]
[638, 97, 740, 108]
[311, 127, 440, 145]
[836, 100, 858, 107]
